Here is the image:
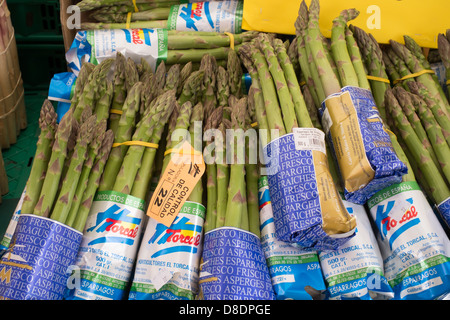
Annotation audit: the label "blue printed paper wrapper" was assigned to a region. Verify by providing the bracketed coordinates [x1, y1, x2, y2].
[319, 199, 393, 300]
[199, 227, 275, 300]
[65, 191, 146, 300]
[258, 177, 326, 300]
[437, 197, 450, 228]
[0, 215, 82, 300]
[367, 182, 450, 300]
[320, 86, 407, 205]
[167, 1, 243, 33]
[263, 130, 356, 251]
[128, 201, 205, 300]
[66, 28, 168, 76]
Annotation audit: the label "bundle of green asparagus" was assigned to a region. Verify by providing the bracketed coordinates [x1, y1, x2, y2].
[382, 36, 449, 115]
[76, 0, 179, 27]
[384, 86, 450, 217]
[18, 98, 115, 232]
[238, 26, 357, 248]
[294, 0, 370, 107]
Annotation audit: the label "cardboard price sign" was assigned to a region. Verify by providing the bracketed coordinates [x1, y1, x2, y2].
[147, 141, 205, 227]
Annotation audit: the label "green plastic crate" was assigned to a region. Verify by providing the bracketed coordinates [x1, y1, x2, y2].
[16, 43, 68, 90]
[7, 0, 63, 42]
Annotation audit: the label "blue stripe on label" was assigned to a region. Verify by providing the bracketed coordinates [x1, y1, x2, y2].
[388, 219, 420, 250]
[77, 278, 124, 300]
[260, 217, 274, 231]
[150, 245, 198, 259]
[393, 262, 450, 300]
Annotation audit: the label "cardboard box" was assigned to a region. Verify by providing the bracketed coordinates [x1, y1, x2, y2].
[60, 0, 94, 53]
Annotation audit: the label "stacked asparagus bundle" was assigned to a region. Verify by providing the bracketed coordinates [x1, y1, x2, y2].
[18, 98, 115, 232]
[293, 0, 370, 107]
[198, 51, 261, 237]
[292, 0, 408, 205]
[237, 23, 356, 249]
[437, 30, 450, 98]
[0, 0, 27, 149]
[383, 85, 450, 225]
[382, 36, 449, 113]
[76, 0, 179, 29]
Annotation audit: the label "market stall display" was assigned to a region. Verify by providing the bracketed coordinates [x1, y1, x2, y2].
[0, 0, 27, 149]
[0, 0, 449, 302]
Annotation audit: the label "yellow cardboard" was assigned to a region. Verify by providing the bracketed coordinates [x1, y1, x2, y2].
[242, 0, 449, 49]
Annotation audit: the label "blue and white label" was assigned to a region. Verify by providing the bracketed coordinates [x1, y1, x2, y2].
[66, 28, 168, 76]
[199, 227, 275, 300]
[129, 201, 205, 300]
[168, 0, 243, 33]
[368, 181, 450, 300]
[258, 176, 326, 300]
[65, 191, 145, 300]
[0, 188, 26, 251]
[0, 215, 82, 300]
[319, 199, 394, 300]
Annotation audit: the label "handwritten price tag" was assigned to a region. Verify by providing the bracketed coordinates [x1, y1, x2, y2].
[147, 141, 205, 227]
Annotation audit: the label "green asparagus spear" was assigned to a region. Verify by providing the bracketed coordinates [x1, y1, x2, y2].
[33, 109, 74, 217]
[71, 130, 115, 232]
[203, 107, 223, 233]
[91, 7, 171, 23]
[21, 100, 58, 214]
[113, 90, 176, 195]
[238, 43, 286, 137]
[306, 0, 341, 97]
[345, 26, 371, 90]
[65, 119, 107, 227]
[186, 102, 205, 204]
[98, 82, 142, 191]
[215, 121, 229, 229]
[50, 114, 97, 224]
[81, 20, 168, 30]
[330, 8, 360, 87]
[224, 97, 248, 229]
[384, 89, 450, 204]
[272, 37, 313, 128]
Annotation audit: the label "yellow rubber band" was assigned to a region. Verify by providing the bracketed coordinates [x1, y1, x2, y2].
[126, 12, 132, 29]
[224, 32, 235, 50]
[446, 79, 450, 85]
[251, 122, 258, 128]
[164, 148, 203, 157]
[393, 69, 435, 85]
[132, 0, 139, 12]
[299, 81, 307, 86]
[110, 109, 123, 115]
[366, 75, 391, 84]
[385, 128, 395, 136]
[113, 141, 159, 149]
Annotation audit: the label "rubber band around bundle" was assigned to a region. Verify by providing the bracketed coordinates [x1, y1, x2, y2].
[366, 75, 391, 84]
[393, 69, 435, 85]
[447, 79, 450, 85]
[224, 32, 235, 50]
[132, 0, 139, 12]
[113, 141, 159, 149]
[299, 81, 307, 86]
[126, 12, 132, 29]
[251, 122, 258, 128]
[110, 109, 123, 115]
